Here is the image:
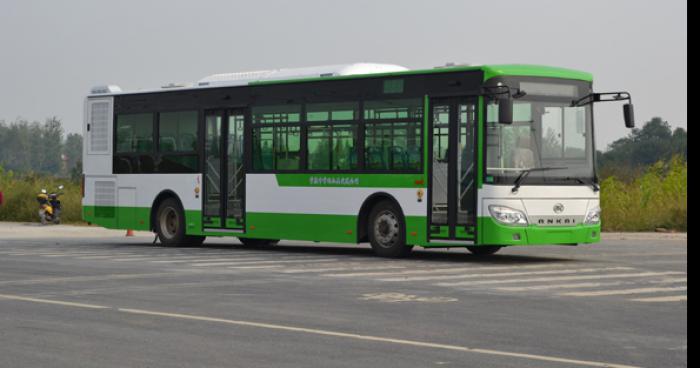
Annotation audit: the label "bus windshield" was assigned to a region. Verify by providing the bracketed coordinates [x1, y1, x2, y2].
[485, 98, 594, 185]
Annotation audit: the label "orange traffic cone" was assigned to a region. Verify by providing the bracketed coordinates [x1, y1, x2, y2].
[126, 229, 134, 237]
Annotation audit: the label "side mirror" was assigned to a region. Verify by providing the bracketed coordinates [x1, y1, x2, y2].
[58, 185, 64, 190]
[41, 189, 47, 194]
[498, 96, 513, 125]
[623, 103, 635, 128]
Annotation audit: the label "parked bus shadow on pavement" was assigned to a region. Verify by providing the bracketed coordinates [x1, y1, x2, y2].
[84, 239, 581, 266]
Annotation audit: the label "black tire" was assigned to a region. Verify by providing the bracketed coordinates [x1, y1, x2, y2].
[466, 246, 502, 256]
[237, 238, 280, 247]
[368, 200, 413, 258]
[155, 198, 206, 246]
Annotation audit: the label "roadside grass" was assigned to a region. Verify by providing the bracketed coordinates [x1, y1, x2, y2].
[0, 168, 82, 223]
[600, 156, 687, 232]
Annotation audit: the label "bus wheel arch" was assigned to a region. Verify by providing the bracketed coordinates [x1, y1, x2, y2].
[357, 192, 404, 243]
[150, 191, 205, 246]
[150, 190, 181, 232]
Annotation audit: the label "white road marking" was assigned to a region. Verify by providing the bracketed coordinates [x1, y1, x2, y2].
[496, 282, 624, 292]
[116, 308, 641, 368]
[0, 273, 179, 286]
[561, 286, 687, 297]
[376, 267, 634, 282]
[149, 257, 268, 264]
[630, 295, 688, 303]
[77, 254, 145, 259]
[108, 256, 196, 261]
[4, 252, 67, 256]
[192, 259, 339, 267]
[38, 252, 120, 257]
[359, 292, 457, 303]
[109, 255, 267, 262]
[323, 263, 566, 278]
[0, 294, 109, 309]
[0, 291, 643, 367]
[649, 277, 687, 284]
[436, 271, 686, 287]
[227, 265, 285, 269]
[281, 265, 407, 274]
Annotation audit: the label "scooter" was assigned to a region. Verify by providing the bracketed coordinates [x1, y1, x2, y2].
[37, 185, 64, 225]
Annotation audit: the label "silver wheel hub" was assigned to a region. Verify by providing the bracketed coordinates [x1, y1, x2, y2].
[159, 207, 179, 239]
[374, 211, 399, 248]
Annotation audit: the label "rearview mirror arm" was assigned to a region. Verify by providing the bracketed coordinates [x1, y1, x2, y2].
[571, 92, 632, 107]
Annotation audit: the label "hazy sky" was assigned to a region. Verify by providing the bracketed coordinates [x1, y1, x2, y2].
[0, 0, 687, 148]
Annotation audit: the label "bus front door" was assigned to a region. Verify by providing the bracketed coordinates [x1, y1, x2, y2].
[428, 98, 477, 241]
[203, 109, 246, 231]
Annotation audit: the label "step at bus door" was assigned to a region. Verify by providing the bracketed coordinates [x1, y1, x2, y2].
[203, 109, 246, 230]
[428, 98, 477, 240]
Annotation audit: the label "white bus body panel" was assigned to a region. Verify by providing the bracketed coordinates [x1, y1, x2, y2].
[83, 97, 113, 175]
[83, 174, 201, 210]
[246, 174, 426, 217]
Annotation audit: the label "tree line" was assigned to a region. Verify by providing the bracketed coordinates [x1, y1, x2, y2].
[0, 118, 82, 180]
[597, 117, 687, 179]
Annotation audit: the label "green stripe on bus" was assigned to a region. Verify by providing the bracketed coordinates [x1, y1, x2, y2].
[245, 212, 427, 245]
[83, 206, 202, 234]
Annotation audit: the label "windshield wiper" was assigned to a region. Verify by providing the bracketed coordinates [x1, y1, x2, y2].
[565, 177, 600, 192]
[511, 167, 568, 193]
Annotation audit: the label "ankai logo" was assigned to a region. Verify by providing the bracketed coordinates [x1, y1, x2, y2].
[553, 203, 565, 214]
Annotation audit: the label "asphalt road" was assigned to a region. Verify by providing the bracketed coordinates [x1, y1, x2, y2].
[0, 223, 687, 368]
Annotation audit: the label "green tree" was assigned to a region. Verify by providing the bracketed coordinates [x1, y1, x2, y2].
[63, 132, 83, 176]
[39, 117, 64, 173]
[598, 117, 686, 179]
[0, 117, 82, 178]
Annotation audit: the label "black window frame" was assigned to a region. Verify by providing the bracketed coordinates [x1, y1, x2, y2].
[251, 104, 304, 172]
[304, 101, 361, 172]
[361, 97, 424, 173]
[113, 109, 201, 174]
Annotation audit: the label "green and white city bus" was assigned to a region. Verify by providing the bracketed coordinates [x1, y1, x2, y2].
[82, 63, 634, 257]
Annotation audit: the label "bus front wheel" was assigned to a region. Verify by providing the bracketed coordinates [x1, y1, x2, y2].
[368, 200, 412, 258]
[466, 246, 502, 256]
[155, 198, 205, 246]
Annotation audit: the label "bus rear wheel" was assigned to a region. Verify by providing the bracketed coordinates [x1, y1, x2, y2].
[238, 238, 280, 247]
[155, 198, 205, 246]
[368, 200, 412, 258]
[467, 246, 502, 256]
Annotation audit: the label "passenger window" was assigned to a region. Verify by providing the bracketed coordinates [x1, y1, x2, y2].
[365, 122, 421, 170]
[364, 98, 422, 171]
[306, 102, 359, 171]
[116, 113, 153, 153]
[159, 111, 198, 152]
[252, 105, 302, 171]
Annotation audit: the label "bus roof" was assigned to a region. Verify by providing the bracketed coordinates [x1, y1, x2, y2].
[89, 63, 593, 97]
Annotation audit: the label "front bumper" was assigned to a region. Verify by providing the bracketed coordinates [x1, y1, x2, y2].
[479, 217, 601, 246]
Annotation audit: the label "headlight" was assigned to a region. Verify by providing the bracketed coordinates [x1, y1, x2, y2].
[489, 205, 528, 226]
[584, 207, 601, 225]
